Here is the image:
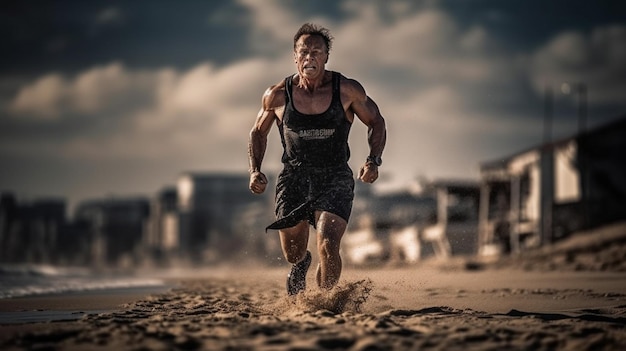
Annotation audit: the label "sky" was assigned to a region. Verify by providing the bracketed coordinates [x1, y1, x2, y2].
[1, 0, 626, 212]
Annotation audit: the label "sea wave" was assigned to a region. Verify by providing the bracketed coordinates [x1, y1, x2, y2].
[0, 264, 165, 299]
[0, 264, 88, 278]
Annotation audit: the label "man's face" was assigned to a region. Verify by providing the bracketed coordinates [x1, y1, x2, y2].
[294, 34, 328, 79]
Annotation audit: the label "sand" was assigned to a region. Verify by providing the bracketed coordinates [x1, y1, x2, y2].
[0, 265, 625, 351]
[1, 223, 626, 350]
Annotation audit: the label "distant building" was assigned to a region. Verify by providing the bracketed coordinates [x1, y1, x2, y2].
[174, 172, 273, 263]
[478, 115, 626, 255]
[144, 187, 179, 263]
[421, 180, 480, 257]
[0, 193, 68, 263]
[366, 190, 436, 230]
[343, 180, 480, 265]
[0, 193, 19, 262]
[74, 197, 150, 266]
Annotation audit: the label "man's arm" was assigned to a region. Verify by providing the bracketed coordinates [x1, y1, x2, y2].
[248, 85, 281, 193]
[344, 79, 387, 183]
[361, 96, 386, 160]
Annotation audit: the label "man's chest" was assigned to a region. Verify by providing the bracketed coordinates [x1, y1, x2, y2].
[291, 87, 333, 115]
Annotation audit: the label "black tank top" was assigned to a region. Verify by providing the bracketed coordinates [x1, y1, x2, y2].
[279, 71, 351, 168]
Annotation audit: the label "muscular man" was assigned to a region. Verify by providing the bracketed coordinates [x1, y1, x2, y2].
[248, 23, 386, 295]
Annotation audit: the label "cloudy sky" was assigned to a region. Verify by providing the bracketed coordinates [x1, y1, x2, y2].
[2, 0, 625, 211]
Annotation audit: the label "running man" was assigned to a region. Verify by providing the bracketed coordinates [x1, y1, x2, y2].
[248, 23, 387, 295]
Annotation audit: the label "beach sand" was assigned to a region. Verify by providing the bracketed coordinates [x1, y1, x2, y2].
[1, 223, 626, 350]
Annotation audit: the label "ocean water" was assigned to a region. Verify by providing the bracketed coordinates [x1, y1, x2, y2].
[0, 264, 166, 299]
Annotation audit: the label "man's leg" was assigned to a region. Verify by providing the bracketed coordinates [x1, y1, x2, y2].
[279, 221, 312, 295]
[314, 211, 347, 289]
[278, 220, 310, 264]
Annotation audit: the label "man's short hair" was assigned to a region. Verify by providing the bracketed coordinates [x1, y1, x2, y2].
[293, 23, 334, 53]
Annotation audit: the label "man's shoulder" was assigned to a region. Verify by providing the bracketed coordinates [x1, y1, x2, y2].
[336, 72, 366, 97]
[262, 79, 287, 109]
[266, 79, 286, 94]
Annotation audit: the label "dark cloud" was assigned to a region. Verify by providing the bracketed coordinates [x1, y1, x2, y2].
[1, 0, 626, 208]
[0, 0, 251, 77]
[439, 0, 626, 51]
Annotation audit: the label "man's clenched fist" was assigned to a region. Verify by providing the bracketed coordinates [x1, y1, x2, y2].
[249, 171, 268, 194]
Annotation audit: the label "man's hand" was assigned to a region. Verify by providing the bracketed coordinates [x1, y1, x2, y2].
[358, 162, 379, 183]
[249, 171, 268, 194]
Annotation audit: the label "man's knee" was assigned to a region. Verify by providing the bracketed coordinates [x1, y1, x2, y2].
[284, 247, 308, 263]
[279, 224, 309, 263]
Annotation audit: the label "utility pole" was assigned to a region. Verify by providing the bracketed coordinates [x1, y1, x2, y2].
[541, 84, 554, 245]
[577, 83, 587, 134]
[576, 82, 589, 229]
[543, 84, 553, 144]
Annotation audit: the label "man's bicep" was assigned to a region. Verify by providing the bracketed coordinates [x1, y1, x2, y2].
[252, 88, 280, 132]
[354, 96, 383, 127]
[343, 78, 382, 126]
[252, 108, 275, 136]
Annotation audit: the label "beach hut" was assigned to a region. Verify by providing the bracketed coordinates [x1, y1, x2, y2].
[478, 115, 626, 256]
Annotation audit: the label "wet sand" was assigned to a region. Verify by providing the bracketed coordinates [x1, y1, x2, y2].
[0, 287, 169, 313]
[1, 264, 625, 351]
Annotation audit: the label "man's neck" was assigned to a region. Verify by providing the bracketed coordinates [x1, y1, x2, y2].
[297, 71, 328, 93]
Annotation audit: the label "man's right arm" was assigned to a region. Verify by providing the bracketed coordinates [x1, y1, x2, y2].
[248, 85, 281, 194]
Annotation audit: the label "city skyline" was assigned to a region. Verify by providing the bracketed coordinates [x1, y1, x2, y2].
[2, 0, 626, 210]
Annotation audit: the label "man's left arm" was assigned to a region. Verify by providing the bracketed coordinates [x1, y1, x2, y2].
[348, 81, 387, 183]
[360, 96, 387, 160]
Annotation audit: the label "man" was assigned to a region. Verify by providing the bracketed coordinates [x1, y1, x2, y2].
[248, 23, 386, 295]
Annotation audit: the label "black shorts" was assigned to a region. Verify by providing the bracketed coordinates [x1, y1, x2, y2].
[266, 165, 355, 231]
